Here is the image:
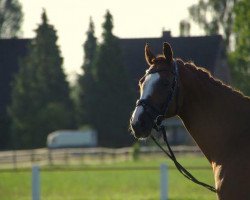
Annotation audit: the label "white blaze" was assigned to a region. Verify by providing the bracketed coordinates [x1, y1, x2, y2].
[132, 73, 160, 122]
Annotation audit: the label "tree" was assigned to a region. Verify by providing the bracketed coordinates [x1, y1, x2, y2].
[179, 20, 191, 37]
[91, 10, 134, 147]
[188, 0, 238, 50]
[9, 10, 75, 149]
[229, 0, 250, 95]
[77, 17, 97, 126]
[0, 0, 23, 38]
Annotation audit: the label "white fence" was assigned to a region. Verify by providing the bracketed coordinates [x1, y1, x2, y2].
[31, 164, 169, 200]
[0, 146, 201, 169]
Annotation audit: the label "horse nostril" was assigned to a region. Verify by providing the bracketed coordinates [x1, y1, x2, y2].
[132, 121, 139, 129]
[131, 120, 142, 132]
[133, 119, 146, 131]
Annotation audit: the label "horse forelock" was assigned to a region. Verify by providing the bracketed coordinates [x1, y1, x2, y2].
[152, 55, 167, 66]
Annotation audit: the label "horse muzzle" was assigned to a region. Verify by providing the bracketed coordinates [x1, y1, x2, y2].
[130, 112, 153, 139]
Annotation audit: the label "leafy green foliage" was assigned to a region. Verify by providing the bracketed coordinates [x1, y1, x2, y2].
[179, 20, 191, 36]
[132, 142, 140, 161]
[0, 0, 23, 38]
[189, 0, 238, 49]
[189, 0, 250, 95]
[229, 0, 250, 95]
[9, 10, 75, 149]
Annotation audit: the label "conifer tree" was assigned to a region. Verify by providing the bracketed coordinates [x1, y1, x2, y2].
[77, 17, 97, 126]
[92, 11, 134, 147]
[9, 10, 74, 149]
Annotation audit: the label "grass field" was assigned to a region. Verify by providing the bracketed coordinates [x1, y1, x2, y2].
[0, 155, 217, 200]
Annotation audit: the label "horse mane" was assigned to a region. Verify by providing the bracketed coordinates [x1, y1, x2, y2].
[183, 60, 250, 100]
[152, 55, 249, 100]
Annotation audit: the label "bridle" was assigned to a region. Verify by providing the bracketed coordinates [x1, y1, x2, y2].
[136, 60, 179, 130]
[135, 60, 217, 193]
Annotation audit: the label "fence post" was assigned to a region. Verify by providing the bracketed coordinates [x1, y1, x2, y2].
[48, 149, 53, 166]
[32, 165, 40, 200]
[160, 163, 168, 200]
[12, 150, 17, 170]
[31, 149, 35, 164]
[64, 149, 69, 165]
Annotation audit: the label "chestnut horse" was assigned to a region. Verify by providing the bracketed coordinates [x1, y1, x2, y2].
[130, 42, 250, 200]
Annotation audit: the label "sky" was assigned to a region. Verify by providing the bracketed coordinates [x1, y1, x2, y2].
[20, 0, 202, 83]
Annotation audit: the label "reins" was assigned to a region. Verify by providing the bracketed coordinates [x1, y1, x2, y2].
[137, 60, 217, 193]
[151, 126, 217, 193]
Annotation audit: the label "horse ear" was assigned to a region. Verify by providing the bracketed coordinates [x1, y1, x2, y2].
[145, 43, 155, 66]
[163, 42, 173, 64]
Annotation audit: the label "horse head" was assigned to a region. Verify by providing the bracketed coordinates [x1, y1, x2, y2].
[130, 42, 182, 139]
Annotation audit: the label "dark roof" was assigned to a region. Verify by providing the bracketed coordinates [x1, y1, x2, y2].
[118, 33, 224, 87]
[0, 39, 30, 116]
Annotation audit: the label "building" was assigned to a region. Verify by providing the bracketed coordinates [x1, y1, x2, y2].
[119, 31, 231, 145]
[119, 31, 230, 90]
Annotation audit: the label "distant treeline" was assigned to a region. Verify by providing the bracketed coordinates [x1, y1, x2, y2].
[5, 10, 135, 150]
[1, 0, 249, 150]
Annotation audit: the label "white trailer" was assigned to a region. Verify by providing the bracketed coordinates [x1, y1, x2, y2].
[47, 129, 97, 148]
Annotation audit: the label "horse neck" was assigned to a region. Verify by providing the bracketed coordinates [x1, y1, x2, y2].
[178, 62, 250, 164]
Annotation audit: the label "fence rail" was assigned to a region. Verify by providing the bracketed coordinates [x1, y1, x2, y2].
[0, 146, 201, 169]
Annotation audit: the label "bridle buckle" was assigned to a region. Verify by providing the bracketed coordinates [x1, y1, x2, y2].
[153, 115, 165, 131]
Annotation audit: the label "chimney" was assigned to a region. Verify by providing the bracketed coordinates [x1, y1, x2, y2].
[162, 30, 171, 38]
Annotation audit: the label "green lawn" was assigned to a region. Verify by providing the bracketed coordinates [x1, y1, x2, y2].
[0, 155, 217, 200]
